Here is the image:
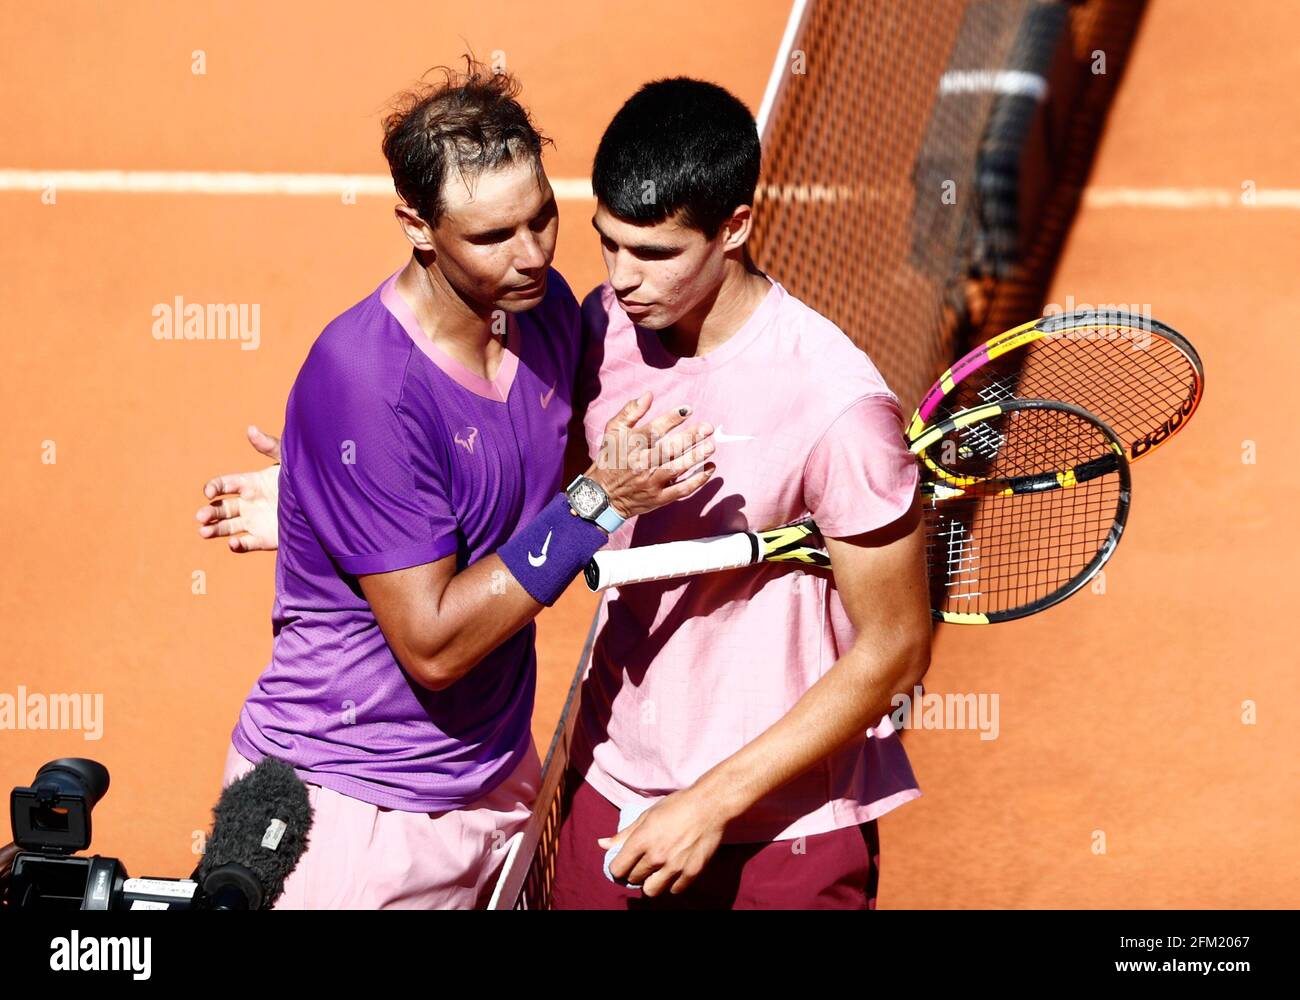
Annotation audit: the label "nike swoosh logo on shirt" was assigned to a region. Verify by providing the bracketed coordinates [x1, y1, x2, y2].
[713, 425, 756, 443]
[540, 383, 556, 409]
[528, 529, 553, 567]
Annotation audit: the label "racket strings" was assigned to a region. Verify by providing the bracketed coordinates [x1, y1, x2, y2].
[927, 489, 1122, 611]
[921, 404, 1127, 619]
[936, 329, 1199, 455]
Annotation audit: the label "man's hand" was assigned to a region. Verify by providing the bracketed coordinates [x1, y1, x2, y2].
[587, 392, 717, 518]
[599, 786, 728, 897]
[195, 424, 282, 552]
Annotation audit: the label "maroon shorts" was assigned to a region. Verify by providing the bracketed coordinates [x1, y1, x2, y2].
[551, 772, 881, 910]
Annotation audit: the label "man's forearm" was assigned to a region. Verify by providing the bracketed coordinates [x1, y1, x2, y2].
[413, 552, 558, 689]
[394, 398, 710, 690]
[690, 640, 929, 825]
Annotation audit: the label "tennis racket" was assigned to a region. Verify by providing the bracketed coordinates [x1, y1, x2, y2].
[585, 399, 1131, 624]
[909, 309, 1203, 465]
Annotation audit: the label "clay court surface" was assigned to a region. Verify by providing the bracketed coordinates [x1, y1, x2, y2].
[2, 0, 1296, 906]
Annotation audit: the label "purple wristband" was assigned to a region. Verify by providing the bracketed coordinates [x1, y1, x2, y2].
[499, 493, 609, 606]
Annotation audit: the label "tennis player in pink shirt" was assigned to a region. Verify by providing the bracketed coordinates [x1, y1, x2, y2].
[549, 78, 931, 908]
[200, 75, 931, 910]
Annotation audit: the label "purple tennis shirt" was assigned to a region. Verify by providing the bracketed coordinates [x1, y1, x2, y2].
[231, 266, 581, 811]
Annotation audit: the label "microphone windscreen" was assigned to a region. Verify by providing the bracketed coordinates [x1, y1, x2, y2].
[197, 756, 313, 907]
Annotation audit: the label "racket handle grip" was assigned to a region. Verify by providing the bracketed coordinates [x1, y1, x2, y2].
[585, 531, 760, 591]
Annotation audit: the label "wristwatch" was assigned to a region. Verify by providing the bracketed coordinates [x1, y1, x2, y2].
[565, 474, 627, 533]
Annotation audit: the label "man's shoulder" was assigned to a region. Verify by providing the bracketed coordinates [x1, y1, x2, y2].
[578, 281, 635, 345]
[293, 282, 412, 407]
[772, 284, 863, 352]
[579, 281, 617, 327]
[770, 284, 897, 400]
[308, 276, 396, 354]
[515, 268, 582, 361]
[540, 266, 577, 309]
[579, 280, 614, 314]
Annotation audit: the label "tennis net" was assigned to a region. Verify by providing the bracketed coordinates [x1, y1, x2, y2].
[749, 0, 1044, 414]
[486, 601, 600, 909]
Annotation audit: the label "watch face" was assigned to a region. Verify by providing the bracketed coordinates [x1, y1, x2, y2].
[570, 480, 604, 518]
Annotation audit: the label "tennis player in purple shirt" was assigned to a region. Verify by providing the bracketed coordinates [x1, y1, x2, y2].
[198, 62, 716, 908]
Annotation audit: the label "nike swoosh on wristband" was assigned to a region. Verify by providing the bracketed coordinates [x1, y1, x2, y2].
[528, 529, 553, 567]
[713, 425, 756, 443]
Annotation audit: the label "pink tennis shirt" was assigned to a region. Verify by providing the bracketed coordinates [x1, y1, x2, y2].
[570, 275, 923, 843]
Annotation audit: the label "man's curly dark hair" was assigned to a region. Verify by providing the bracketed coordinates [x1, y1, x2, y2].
[381, 55, 553, 226]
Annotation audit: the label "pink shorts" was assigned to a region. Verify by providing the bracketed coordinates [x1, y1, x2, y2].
[220, 740, 540, 909]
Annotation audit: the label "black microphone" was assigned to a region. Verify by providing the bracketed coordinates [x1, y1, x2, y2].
[195, 756, 313, 910]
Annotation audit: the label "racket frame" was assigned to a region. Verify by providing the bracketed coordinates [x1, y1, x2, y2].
[907, 308, 1204, 465]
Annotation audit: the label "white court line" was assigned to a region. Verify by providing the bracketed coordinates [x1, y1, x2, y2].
[0, 169, 594, 200]
[1083, 187, 1300, 209]
[2, 171, 1298, 209]
[755, 0, 809, 142]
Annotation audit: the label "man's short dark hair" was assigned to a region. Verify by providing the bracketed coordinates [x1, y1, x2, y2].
[382, 56, 552, 226]
[592, 77, 761, 237]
